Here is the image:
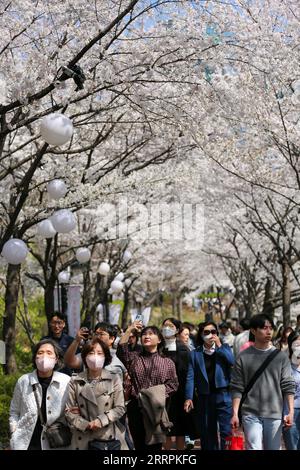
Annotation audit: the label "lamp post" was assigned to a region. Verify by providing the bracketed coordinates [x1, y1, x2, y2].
[99, 261, 110, 323]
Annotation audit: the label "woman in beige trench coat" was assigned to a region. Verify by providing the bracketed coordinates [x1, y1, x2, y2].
[65, 337, 128, 450]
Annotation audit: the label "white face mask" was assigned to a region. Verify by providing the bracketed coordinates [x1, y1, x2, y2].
[162, 327, 176, 339]
[202, 333, 213, 343]
[35, 356, 56, 373]
[291, 345, 300, 365]
[86, 355, 105, 370]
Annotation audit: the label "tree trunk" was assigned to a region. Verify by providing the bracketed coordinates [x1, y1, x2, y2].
[44, 279, 55, 325]
[121, 288, 129, 330]
[2, 264, 21, 374]
[81, 269, 91, 320]
[176, 295, 182, 321]
[282, 260, 291, 328]
[262, 277, 275, 318]
[171, 292, 176, 316]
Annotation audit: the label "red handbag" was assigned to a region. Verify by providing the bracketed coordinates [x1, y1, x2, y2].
[225, 432, 244, 450]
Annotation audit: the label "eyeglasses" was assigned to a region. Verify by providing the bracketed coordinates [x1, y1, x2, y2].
[50, 320, 64, 326]
[203, 329, 217, 335]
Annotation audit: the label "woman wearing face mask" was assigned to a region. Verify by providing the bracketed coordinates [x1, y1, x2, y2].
[65, 337, 128, 450]
[160, 318, 190, 450]
[283, 331, 300, 450]
[9, 339, 70, 450]
[184, 321, 235, 450]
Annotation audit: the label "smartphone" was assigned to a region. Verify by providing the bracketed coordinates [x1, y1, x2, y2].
[80, 327, 89, 339]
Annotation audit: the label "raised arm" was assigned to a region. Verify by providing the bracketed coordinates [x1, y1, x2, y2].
[64, 328, 87, 369]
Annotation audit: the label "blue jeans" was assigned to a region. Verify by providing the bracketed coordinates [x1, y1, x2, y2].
[242, 414, 282, 450]
[283, 408, 300, 450]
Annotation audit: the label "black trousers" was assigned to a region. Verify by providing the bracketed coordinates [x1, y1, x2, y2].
[127, 399, 163, 451]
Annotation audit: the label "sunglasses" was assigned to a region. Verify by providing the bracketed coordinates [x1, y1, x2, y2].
[203, 329, 217, 335]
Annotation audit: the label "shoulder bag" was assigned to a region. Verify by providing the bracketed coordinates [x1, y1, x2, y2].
[32, 383, 72, 448]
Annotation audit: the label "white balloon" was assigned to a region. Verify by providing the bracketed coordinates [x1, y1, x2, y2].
[115, 272, 124, 281]
[99, 262, 110, 276]
[76, 247, 91, 263]
[47, 179, 67, 200]
[2, 239, 28, 265]
[40, 113, 73, 146]
[110, 280, 124, 294]
[58, 271, 70, 283]
[107, 288, 113, 295]
[123, 250, 132, 263]
[37, 219, 57, 238]
[51, 209, 76, 233]
[125, 278, 131, 287]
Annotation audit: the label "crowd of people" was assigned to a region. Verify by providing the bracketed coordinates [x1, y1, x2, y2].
[8, 311, 300, 450]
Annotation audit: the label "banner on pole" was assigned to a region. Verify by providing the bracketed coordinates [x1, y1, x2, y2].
[67, 285, 81, 338]
[130, 308, 138, 324]
[96, 303, 104, 323]
[130, 307, 151, 326]
[54, 286, 59, 312]
[0, 340, 5, 364]
[141, 307, 151, 326]
[109, 303, 121, 325]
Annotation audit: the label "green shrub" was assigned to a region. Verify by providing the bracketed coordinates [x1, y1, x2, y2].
[0, 374, 21, 449]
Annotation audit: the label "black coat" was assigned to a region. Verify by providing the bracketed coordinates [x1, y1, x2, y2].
[163, 340, 190, 435]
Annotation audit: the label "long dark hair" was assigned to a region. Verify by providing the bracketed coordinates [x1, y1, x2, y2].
[162, 317, 182, 330]
[278, 327, 294, 350]
[288, 331, 300, 359]
[140, 325, 165, 355]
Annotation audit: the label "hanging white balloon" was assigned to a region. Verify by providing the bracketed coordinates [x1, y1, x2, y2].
[76, 247, 91, 263]
[47, 179, 67, 200]
[51, 209, 76, 233]
[37, 219, 57, 238]
[40, 113, 73, 146]
[110, 279, 124, 294]
[2, 238, 28, 265]
[115, 272, 124, 281]
[99, 262, 110, 276]
[123, 250, 132, 263]
[124, 278, 131, 287]
[58, 271, 70, 283]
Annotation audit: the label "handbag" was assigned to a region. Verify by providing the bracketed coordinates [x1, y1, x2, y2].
[225, 432, 244, 450]
[44, 421, 72, 448]
[86, 392, 121, 451]
[88, 439, 121, 451]
[32, 383, 72, 448]
[238, 348, 280, 422]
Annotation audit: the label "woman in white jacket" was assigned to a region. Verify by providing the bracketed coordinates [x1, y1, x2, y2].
[9, 339, 71, 450]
